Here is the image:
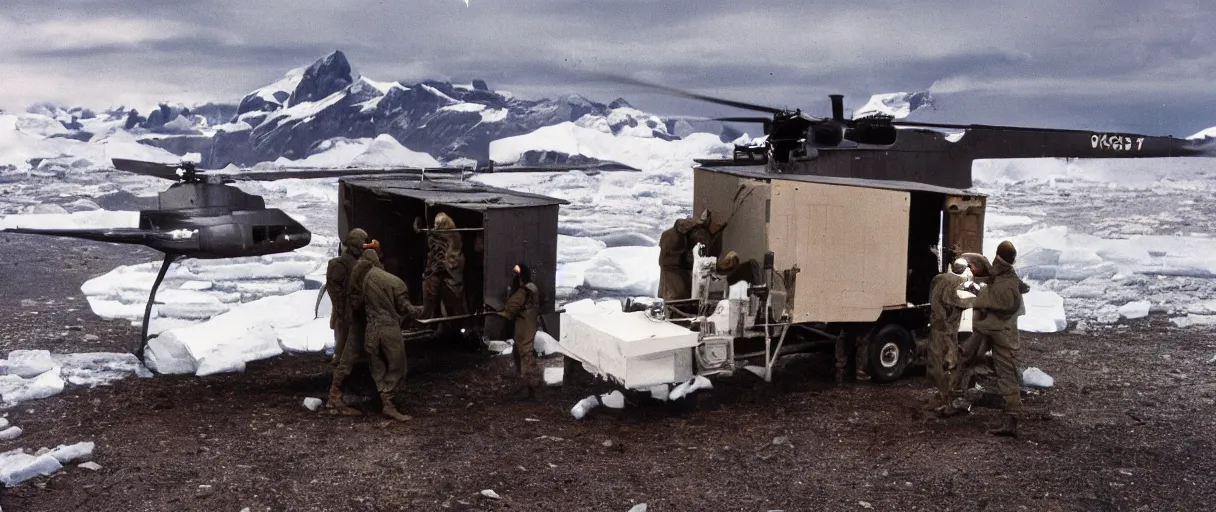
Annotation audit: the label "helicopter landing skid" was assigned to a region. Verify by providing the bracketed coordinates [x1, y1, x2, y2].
[137, 253, 178, 363]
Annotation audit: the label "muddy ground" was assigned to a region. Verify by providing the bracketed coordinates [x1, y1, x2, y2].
[0, 233, 1214, 511]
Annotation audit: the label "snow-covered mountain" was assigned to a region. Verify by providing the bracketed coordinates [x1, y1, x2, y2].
[3, 50, 744, 172]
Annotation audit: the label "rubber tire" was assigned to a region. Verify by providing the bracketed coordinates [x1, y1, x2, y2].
[868, 323, 913, 383]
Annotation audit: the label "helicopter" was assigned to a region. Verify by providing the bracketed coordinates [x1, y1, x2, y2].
[0, 157, 641, 361]
[602, 75, 1216, 189]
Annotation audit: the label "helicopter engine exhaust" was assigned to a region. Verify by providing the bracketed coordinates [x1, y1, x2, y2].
[830, 94, 845, 121]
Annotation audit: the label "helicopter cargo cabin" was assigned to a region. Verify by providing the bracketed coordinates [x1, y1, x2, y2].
[337, 175, 567, 343]
[559, 162, 987, 392]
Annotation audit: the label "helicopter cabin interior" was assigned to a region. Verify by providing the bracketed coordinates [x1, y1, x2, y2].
[336, 175, 567, 339]
[690, 164, 987, 328]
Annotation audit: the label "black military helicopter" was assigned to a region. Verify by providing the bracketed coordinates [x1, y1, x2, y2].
[0, 157, 640, 360]
[605, 75, 1216, 189]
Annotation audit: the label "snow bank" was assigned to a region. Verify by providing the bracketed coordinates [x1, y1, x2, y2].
[346, 134, 440, 167]
[272, 134, 439, 168]
[489, 122, 729, 172]
[0, 113, 183, 172]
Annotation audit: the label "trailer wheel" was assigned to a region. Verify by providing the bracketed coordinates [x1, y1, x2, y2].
[868, 323, 912, 383]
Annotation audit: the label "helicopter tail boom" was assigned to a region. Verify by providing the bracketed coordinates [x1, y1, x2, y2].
[911, 123, 1216, 160]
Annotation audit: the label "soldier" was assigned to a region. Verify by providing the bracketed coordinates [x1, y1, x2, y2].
[657, 211, 720, 301]
[494, 263, 543, 400]
[420, 212, 467, 319]
[927, 258, 975, 416]
[323, 228, 367, 364]
[362, 248, 425, 421]
[324, 245, 379, 416]
[968, 240, 1029, 436]
[834, 326, 870, 385]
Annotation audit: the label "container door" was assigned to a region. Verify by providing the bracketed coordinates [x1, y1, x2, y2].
[941, 195, 986, 270]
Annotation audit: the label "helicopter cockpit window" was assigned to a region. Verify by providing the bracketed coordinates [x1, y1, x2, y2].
[253, 225, 290, 244]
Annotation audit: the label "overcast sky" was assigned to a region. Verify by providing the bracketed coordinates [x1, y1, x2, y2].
[2, 0, 1213, 136]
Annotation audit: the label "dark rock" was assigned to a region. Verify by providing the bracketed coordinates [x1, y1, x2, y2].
[124, 110, 144, 130]
[60, 117, 84, 131]
[287, 50, 353, 107]
[472, 79, 489, 91]
[191, 103, 239, 127]
[608, 98, 633, 109]
[49, 131, 93, 143]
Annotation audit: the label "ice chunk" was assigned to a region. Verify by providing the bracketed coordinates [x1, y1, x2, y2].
[0, 210, 140, 231]
[485, 340, 512, 354]
[52, 352, 153, 387]
[582, 246, 662, 296]
[1022, 367, 1054, 387]
[303, 397, 323, 411]
[144, 290, 325, 376]
[0, 368, 65, 404]
[1118, 300, 1151, 320]
[277, 317, 335, 353]
[533, 330, 562, 356]
[543, 367, 564, 386]
[3, 350, 57, 378]
[571, 390, 625, 420]
[46, 442, 94, 464]
[0, 450, 63, 486]
[1018, 290, 1067, 333]
[0, 427, 21, 441]
[558, 235, 607, 263]
[668, 375, 713, 400]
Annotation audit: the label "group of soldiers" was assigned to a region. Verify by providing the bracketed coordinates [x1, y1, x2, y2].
[926, 240, 1030, 437]
[319, 213, 544, 420]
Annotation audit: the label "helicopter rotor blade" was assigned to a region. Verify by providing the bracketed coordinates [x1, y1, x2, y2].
[589, 72, 785, 115]
[111, 158, 188, 181]
[203, 167, 471, 182]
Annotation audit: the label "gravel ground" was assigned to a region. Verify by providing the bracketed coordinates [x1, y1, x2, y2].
[0, 233, 1214, 511]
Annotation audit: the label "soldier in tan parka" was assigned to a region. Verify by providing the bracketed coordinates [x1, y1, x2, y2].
[927, 257, 975, 415]
[420, 212, 468, 319]
[323, 228, 368, 364]
[965, 241, 1029, 436]
[495, 263, 543, 399]
[324, 244, 380, 416]
[361, 249, 424, 421]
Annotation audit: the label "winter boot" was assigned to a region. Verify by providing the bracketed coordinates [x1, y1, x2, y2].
[324, 382, 362, 416]
[987, 414, 1017, 437]
[379, 393, 412, 421]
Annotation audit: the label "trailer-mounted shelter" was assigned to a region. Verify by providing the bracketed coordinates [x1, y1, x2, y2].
[337, 175, 567, 338]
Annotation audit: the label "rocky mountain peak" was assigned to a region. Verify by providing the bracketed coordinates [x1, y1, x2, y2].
[287, 50, 353, 107]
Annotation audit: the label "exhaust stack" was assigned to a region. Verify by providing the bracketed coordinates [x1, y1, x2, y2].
[829, 94, 845, 121]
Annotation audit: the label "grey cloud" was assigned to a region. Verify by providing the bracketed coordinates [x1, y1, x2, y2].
[0, 0, 1213, 135]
